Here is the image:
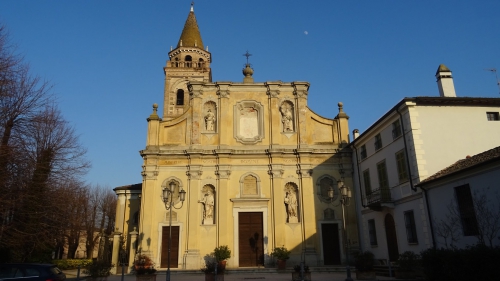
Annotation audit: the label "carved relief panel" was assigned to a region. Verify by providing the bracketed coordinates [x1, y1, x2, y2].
[234, 101, 264, 144]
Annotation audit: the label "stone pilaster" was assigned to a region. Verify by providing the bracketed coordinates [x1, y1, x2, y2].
[128, 227, 139, 271]
[216, 165, 231, 246]
[292, 82, 310, 147]
[216, 82, 231, 146]
[265, 82, 282, 147]
[269, 164, 284, 248]
[111, 231, 122, 274]
[184, 165, 203, 269]
[188, 82, 204, 145]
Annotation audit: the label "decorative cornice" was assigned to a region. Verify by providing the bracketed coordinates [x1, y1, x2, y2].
[215, 165, 231, 179]
[265, 82, 282, 98]
[269, 164, 284, 178]
[215, 170, 231, 179]
[297, 164, 313, 178]
[141, 166, 158, 180]
[292, 82, 309, 99]
[268, 169, 284, 178]
[186, 165, 203, 180]
[216, 82, 231, 98]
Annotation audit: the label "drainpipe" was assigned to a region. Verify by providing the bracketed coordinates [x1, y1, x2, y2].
[396, 108, 416, 192]
[351, 143, 367, 208]
[396, 108, 436, 248]
[419, 185, 437, 249]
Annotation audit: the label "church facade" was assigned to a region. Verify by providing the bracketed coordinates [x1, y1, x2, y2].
[112, 5, 356, 271]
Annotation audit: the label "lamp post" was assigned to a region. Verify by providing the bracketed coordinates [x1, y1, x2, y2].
[162, 181, 186, 281]
[328, 179, 352, 281]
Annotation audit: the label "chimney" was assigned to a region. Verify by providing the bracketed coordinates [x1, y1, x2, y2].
[436, 64, 456, 97]
[352, 129, 359, 140]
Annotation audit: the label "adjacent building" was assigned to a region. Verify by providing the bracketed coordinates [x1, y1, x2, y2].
[350, 65, 500, 261]
[112, 5, 357, 272]
[416, 146, 500, 249]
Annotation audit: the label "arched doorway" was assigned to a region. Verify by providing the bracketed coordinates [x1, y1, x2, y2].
[384, 214, 399, 261]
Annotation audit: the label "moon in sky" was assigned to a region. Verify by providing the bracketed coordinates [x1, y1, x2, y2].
[304, 31, 308, 35]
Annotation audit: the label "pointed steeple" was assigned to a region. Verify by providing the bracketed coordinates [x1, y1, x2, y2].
[177, 3, 204, 49]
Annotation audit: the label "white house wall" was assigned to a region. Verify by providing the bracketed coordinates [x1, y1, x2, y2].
[352, 99, 500, 260]
[425, 163, 500, 249]
[410, 105, 500, 180]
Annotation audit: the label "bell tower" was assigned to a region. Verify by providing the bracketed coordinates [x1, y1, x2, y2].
[163, 3, 212, 120]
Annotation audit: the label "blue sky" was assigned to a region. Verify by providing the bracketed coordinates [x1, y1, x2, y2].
[1, 0, 499, 188]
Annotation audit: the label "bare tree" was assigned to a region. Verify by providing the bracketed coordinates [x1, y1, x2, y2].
[0, 105, 89, 261]
[435, 187, 500, 248]
[0, 24, 53, 250]
[472, 188, 500, 247]
[83, 185, 116, 259]
[435, 202, 462, 248]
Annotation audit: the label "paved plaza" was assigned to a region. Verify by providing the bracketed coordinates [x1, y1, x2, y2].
[64, 269, 398, 281]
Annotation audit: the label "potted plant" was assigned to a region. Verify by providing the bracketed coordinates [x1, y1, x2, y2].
[270, 246, 291, 270]
[395, 251, 421, 279]
[83, 260, 113, 281]
[354, 251, 376, 280]
[201, 261, 224, 281]
[292, 264, 311, 281]
[213, 245, 231, 271]
[134, 254, 157, 281]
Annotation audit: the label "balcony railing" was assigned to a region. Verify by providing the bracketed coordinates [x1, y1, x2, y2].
[364, 188, 393, 210]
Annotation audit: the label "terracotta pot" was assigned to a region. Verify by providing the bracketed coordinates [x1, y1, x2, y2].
[205, 273, 224, 281]
[292, 272, 311, 281]
[395, 270, 415, 279]
[136, 275, 156, 281]
[218, 260, 227, 271]
[277, 259, 287, 270]
[355, 271, 376, 280]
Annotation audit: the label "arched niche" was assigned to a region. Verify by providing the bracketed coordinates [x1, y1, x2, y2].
[284, 182, 300, 223]
[199, 184, 216, 225]
[203, 101, 217, 132]
[279, 100, 295, 132]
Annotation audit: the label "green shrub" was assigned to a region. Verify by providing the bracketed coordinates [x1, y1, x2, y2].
[52, 259, 92, 270]
[270, 246, 291, 260]
[213, 245, 231, 261]
[354, 251, 375, 272]
[421, 245, 500, 281]
[83, 260, 114, 278]
[396, 251, 420, 271]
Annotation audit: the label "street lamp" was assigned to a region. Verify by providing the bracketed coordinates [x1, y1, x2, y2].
[328, 179, 353, 281]
[162, 181, 186, 281]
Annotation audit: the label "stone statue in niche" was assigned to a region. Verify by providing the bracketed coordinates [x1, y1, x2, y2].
[199, 187, 215, 224]
[204, 109, 216, 131]
[284, 183, 299, 223]
[280, 102, 294, 132]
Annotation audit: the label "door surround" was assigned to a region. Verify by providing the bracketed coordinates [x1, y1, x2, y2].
[231, 203, 268, 267]
[318, 220, 343, 265]
[157, 222, 184, 269]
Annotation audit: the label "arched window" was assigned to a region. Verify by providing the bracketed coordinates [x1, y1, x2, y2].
[185, 55, 192, 67]
[176, 89, 184, 105]
[198, 58, 204, 68]
[174, 57, 179, 67]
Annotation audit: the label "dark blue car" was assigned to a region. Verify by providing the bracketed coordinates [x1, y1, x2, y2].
[0, 264, 66, 281]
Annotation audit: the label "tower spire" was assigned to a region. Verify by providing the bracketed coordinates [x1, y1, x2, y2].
[177, 3, 204, 49]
